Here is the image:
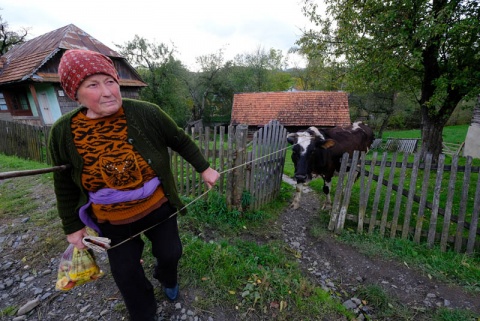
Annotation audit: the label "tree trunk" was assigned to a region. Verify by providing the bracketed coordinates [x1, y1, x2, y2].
[377, 112, 391, 139]
[420, 111, 445, 161]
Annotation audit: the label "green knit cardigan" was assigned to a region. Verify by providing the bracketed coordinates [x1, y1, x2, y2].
[48, 98, 210, 234]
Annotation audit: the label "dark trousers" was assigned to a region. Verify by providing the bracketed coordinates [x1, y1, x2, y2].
[97, 202, 183, 321]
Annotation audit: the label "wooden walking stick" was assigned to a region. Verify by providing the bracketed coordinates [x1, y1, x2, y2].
[0, 164, 71, 180]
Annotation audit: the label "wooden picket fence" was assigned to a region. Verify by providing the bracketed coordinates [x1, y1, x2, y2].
[330, 151, 480, 254]
[0, 119, 288, 211]
[0, 119, 51, 163]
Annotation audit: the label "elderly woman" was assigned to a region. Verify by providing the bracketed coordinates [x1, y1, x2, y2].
[48, 49, 220, 321]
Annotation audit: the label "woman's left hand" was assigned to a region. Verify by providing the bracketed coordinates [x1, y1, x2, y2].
[201, 167, 220, 189]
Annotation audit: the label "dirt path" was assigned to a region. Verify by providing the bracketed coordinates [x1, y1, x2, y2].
[279, 186, 480, 319]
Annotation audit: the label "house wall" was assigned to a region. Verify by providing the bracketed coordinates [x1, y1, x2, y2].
[121, 88, 141, 100]
[0, 112, 13, 121]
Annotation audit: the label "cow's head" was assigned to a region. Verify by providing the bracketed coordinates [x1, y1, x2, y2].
[287, 127, 336, 184]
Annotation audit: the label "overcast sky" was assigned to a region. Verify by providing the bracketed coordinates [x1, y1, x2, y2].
[1, 0, 317, 70]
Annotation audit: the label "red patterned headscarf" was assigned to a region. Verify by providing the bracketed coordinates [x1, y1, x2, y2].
[58, 49, 119, 100]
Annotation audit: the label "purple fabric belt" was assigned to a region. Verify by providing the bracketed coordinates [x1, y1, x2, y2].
[79, 177, 161, 235]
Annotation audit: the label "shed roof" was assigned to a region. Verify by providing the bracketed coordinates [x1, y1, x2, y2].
[0, 24, 145, 87]
[231, 91, 351, 127]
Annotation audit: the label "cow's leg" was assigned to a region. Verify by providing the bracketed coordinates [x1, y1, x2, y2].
[291, 183, 303, 209]
[322, 180, 332, 210]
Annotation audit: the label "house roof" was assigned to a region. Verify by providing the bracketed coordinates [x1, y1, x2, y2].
[231, 91, 351, 127]
[0, 24, 145, 87]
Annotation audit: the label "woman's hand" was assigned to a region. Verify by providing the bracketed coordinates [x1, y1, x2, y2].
[66, 227, 88, 249]
[201, 167, 220, 189]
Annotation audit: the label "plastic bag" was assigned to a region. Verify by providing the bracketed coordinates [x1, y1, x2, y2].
[55, 244, 103, 291]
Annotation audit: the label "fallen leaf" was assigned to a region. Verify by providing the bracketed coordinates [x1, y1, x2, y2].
[270, 301, 279, 309]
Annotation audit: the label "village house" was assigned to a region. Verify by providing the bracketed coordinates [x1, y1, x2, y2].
[230, 91, 351, 134]
[0, 24, 146, 126]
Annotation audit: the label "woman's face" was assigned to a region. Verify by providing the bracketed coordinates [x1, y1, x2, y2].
[76, 74, 122, 119]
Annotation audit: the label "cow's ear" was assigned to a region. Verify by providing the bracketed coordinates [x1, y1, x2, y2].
[287, 134, 297, 145]
[320, 139, 336, 149]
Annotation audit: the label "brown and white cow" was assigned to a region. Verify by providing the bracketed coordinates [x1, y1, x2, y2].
[287, 121, 374, 209]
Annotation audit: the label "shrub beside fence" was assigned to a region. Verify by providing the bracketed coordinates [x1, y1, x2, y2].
[330, 151, 480, 254]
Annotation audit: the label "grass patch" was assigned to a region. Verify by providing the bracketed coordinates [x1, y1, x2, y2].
[0, 306, 18, 317]
[178, 234, 351, 320]
[175, 189, 352, 319]
[381, 124, 469, 144]
[432, 307, 478, 321]
[356, 284, 411, 320]
[0, 154, 54, 221]
[335, 231, 480, 293]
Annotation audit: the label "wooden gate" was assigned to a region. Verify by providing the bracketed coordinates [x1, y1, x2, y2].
[329, 151, 480, 253]
[246, 120, 288, 210]
[170, 120, 288, 211]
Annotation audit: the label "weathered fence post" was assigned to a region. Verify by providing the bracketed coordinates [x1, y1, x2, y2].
[467, 170, 480, 254]
[401, 153, 421, 239]
[427, 154, 445, 248]
[454, 156, 473, 252]
[227, 125, 248, 211]
[414, 153, 432, 243]
[329, 152, 350, 231]
[335, 150, 360, 234]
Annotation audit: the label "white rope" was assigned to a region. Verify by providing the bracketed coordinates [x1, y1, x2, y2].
[103, 144, 294, 251]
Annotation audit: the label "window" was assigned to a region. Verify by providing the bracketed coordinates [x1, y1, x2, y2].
[0, 92, 7, 111]
[2, 88, 33, 116]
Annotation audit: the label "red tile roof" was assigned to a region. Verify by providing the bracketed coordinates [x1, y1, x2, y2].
[231, 91, 351, 127]
[0, 24, 146, 87]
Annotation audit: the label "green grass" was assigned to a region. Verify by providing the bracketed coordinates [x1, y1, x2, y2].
[432, 307, 478, 321]
[0, 306, 18, 318]
[178, 235, 350, 319]
[175, 188, 354, 320]
[0, 154, 53, 218]
[382, 124, 469, 144]
[341, 152, 479, 241]
[338, 232, 480, 293]
[355, 284, 479, 321]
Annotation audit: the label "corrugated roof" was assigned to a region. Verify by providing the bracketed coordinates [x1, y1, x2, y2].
[0, 24, 145, 87]
[231, 91, 351, 127]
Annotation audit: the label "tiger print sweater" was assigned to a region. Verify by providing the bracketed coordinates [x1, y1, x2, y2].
[48, 98, 210, 235]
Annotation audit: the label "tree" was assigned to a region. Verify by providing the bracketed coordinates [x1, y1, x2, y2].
[116, 36, 191, 127]
[182, 49, 232, 123]
[288, 55, 346, 91]
[0, 14, 29, 54]
[297, 0, 480, 159]
[233, 47, 294, 92]
[186, 47, 295, 124]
